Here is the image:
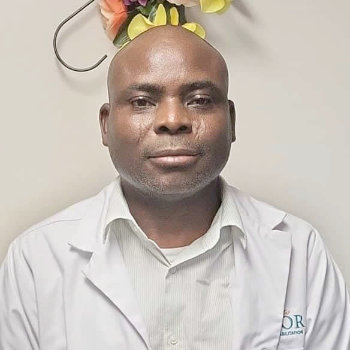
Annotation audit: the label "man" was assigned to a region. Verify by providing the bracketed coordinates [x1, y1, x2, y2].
[1, 25, 349, 349]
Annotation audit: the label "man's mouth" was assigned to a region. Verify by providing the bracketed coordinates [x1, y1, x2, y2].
[148, 148, 199, 158]
[148, 154, 199, 167]
[147, 148, 200, 167]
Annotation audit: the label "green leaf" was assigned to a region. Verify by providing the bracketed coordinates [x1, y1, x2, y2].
[148, 4, 158, 22]
[114, 28, 130, 48]
[136, 0, 157, 16]
[113, 14, 136, 47]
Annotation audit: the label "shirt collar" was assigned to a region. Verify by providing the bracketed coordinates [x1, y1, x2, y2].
[103, 175, 247, 249]
[219, 176, 247, 248]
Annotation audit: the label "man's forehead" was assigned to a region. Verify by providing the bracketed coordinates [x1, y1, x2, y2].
[107, 26, 229, 96]
[109, 66, 228, 100]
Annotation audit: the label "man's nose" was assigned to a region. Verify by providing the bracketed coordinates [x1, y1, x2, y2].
[153, 99, 192, 134]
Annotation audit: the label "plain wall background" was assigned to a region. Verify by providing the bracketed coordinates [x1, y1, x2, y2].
[0, 0, 349, 286]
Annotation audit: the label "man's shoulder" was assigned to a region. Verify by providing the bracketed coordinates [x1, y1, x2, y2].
[227, 182, 317, 241]
[11, 180, 117, 250]
[230, 185, 324, 250]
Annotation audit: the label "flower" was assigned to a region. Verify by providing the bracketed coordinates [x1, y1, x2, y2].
[199, 0, 232, 14]
[127, 4, 205, 41]
[99, 0, 128, 41]
[123, 0, 148, 6]
[167, 0, 198, 7]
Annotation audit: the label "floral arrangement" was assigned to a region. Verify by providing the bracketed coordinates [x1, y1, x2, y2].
[98, 0, 232, 47]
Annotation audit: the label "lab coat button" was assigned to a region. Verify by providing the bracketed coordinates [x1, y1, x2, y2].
[169, 267, 177, 274]
[169, 336, 178, 345]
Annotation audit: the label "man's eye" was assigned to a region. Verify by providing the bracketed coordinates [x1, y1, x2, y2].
[130, 97, 154, 108]
[188, 97, 213, 107]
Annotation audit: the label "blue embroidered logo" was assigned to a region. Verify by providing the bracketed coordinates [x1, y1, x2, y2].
[280, 309, 305, 337]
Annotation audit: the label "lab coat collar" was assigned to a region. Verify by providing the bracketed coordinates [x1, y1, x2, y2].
[68, 175, 287, 253]
[228, 180, 288, 236]
[219, 176, 287, 250]
[105, 174, 248, 248]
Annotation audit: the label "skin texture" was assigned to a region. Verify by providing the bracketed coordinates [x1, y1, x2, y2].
[99, 25, 236, 248]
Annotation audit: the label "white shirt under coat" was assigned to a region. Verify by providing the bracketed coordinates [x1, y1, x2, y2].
[107, 175, 240, 350]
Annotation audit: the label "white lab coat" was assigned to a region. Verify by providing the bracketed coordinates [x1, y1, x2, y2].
[0, 178, 349, 350]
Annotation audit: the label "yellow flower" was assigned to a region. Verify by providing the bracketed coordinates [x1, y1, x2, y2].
[199, 0, 232, 14]
[127, 4, 205, 41]
[167, 0, 198, 7]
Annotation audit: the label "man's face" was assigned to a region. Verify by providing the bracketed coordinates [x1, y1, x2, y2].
[99, 26, 236, 197]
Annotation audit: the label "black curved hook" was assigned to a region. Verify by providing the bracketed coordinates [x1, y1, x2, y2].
[53, 0, 108, 72]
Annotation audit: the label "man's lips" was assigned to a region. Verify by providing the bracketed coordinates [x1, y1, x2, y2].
[147, 148, 200, 158]
[147, 149, 200, 167]
[149, 155, 199, 167]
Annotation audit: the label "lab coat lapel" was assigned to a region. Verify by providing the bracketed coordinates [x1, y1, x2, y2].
[67, 181, 151, 349]
[81, 230, 152, 350]
[231, 188, 292, 349]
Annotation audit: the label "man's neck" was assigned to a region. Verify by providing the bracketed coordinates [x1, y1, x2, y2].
[120, 177, 222, 248]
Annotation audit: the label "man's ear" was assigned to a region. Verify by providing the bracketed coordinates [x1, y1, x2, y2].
[228, 100, 236, 143]
[99, 103, 110, 147]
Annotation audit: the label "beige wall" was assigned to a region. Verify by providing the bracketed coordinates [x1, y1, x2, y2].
[1, 0, 349, 286]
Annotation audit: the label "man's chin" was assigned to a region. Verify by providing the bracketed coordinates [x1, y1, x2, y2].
[138, 172, 211, 199]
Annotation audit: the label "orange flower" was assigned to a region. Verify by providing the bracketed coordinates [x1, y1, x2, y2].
[99, 0, 128, 41]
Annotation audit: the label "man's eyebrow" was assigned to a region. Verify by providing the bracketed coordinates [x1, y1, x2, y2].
[120, 80, 225, 99]
[179, 80, 226, 99]
[124, 83, 165, 95]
